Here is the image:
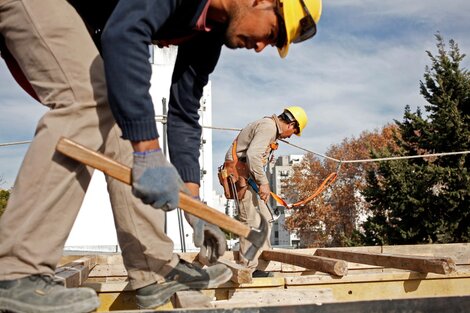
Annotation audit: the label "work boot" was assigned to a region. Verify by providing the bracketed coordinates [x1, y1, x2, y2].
[136, 259, 232, 309]
[0, 274, 100, 313]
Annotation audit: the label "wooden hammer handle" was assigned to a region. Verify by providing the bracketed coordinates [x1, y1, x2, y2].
[56, 137, 251, 238]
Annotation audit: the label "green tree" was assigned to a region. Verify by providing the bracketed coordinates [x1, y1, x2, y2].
[283, 125, 398, 247]
[361, 35, 470, 245]
[0, 189, 9, 218]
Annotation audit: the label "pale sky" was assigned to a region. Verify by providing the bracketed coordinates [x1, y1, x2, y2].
[1, 1, 470, 189]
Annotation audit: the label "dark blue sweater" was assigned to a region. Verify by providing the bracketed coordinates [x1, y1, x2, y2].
[101, 0, 224, 184]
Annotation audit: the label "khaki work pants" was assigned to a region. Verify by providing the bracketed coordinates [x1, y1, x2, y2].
[237, 185, 272, 270]
[0, 0, 178, 289]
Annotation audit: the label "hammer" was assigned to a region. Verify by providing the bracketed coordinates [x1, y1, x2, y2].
[56, 137, 267, 261]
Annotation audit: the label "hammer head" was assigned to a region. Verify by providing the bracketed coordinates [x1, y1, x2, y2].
[241, 215, 269, 261]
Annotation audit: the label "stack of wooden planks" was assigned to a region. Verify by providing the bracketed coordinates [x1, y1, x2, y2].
[56, 243, 470, 312]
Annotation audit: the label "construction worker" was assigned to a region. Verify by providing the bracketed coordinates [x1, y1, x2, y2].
[223, 106, 308, 276]
[0, 0, 321, 312]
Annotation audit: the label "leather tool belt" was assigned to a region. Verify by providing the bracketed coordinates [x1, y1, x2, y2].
[218, 160, 249, 200]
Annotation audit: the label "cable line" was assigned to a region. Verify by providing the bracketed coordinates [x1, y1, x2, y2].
[0, 140, 31, 147]
[3, 118, 468, 208]
[2, 117, 469, 165]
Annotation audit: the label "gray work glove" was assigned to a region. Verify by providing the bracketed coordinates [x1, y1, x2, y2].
[132, 149, 183, 211]
[185, 211, 226, 264]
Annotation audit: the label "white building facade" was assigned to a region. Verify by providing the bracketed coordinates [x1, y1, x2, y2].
[267, 154, 304, 248]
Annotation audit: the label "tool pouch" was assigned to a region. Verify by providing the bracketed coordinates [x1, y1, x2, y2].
[218, 166, 234, 199]
[218, 160, 248, 200]
[234, 162, 248, 199]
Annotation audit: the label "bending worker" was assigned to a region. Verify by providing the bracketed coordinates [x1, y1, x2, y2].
[0, 0, 322, 312]
[222, 106, 308, 275]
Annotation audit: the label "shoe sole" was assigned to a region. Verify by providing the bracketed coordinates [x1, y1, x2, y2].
[136, 280, 188, 309]
[0, 295, 100, 313]
[181, 266, 232, 289]
[137, 267, 232, 309]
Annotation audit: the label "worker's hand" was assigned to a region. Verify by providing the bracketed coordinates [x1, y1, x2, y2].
[259, 184, 271, 203]
[132, 149, 182, 211]
[185, 212, 226, 264]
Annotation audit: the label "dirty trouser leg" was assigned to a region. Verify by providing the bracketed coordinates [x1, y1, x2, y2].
[237, 186, 272, 269]
[0, 0, 178, 288]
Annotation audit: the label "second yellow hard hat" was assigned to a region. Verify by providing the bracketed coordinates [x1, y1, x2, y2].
[284, 106, 308, 136]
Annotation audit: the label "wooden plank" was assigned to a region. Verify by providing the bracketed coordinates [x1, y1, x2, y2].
[261, 250, 348, 277]
[88, 255, 251, 284]
[95, 254, 124, 265]
[315, 249, 456, 274]
[95, 296, 470, 313]
[96, 291, 175, 311]
[214, 288, 334, 308]
[54, 256, 96, 287]
[285, 268, 470, 285]
[58, 255, 97, 268]
[57, 137, 256, 240]
[55, 264, 88, 288]
[196, 253, 251, 284]
[286, 271, 470, 303]
[298, 243, 470, 264]
[84, 279, 132, 292]
[88, 271, 470, 309]
[89, 264, 127, 277]
[221, 276, 285, 289]
[256, 257, 282, 273]
[280, 261, 383, 273]
[381, 243, 470, 265]
[216, 258, 253, 284]
[174, 290, 213, 308]
[58, 255, 85, 267]
[178, 252, 200, 264]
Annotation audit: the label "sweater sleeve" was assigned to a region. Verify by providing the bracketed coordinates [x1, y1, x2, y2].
[101, 0, 177, 141]
[167, 32, 223, 184]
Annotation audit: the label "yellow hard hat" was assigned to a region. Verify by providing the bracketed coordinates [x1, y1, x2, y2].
[277, 0, 322, 58]
[284, 106, 308, 136]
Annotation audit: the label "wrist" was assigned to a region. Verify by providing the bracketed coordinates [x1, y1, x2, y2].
[133, 148, 161, 156]
[131, 139, 160, 152]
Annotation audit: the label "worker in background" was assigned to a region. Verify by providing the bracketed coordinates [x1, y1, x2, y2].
[0, 0, 322, 312]
[222, 106, 308, 277]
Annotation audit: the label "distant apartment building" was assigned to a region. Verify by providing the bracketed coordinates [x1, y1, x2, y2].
[267, 154, 304, 248]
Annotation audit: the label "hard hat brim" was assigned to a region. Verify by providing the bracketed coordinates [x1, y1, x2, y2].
[277, 0, 322, 58]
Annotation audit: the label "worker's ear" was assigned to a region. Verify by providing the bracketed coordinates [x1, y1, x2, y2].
[290, 122, 299, 134]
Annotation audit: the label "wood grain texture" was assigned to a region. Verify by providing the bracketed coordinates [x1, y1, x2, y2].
[261, 250, 347, 276]
[315, 249, 456, 274]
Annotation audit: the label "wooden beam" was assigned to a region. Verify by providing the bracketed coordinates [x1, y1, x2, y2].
[174, 290, 213, 308]
[261, 250, 348, 277]
[88, 264, 127, 277]
[197, 254, 253, 284]
[214, 288, 334, 308]
[55, 256, 96, 287]
[315, 249, 456, 274]
[56, 137, 259, 240]
[216, 258, 253, 284]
